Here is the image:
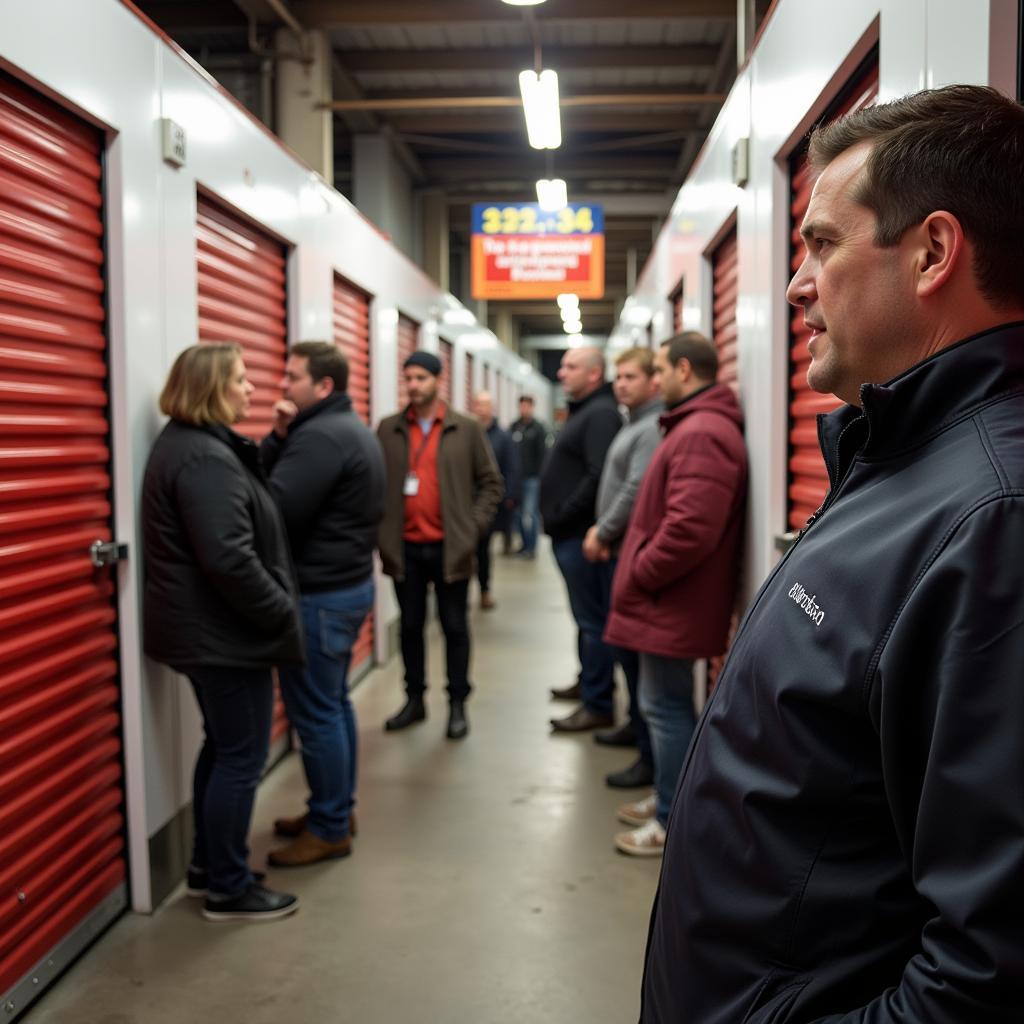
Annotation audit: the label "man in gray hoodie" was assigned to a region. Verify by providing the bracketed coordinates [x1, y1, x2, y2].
[580, 347, 662, 786]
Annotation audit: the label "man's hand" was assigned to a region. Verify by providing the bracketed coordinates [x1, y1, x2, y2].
[272, 399, 299, 438]
[582, 525, 611, 563]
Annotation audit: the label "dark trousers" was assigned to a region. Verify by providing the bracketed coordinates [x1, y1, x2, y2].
[476, 526, 495, 593]
[552, 536, 615, 716]
[186, 666, 273, 898]
[615, 646, 652, 764]
[395, 540, 471, 702]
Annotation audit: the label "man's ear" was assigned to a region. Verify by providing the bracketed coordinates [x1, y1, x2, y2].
[316, 375, 336, 398]
[914, 210, 965, 298]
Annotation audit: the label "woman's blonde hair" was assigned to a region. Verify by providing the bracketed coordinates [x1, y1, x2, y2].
[159, 343, 243, 425]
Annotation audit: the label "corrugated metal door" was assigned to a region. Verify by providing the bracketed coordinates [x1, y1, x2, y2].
[439, 340, 453, 405]
[195, 193, 291, 743]
[787, 61, 878, 531]
[396, 313, 418, 409]
[464, 352, 475, 411]
[332, 274, 374, 679]
[0, 73, 127, 1017]
[712, 227, 739, 390]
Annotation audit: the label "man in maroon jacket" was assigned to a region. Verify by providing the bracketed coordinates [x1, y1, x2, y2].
[604, 332, 747, 856]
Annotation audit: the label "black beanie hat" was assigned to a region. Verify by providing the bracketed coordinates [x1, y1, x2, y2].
[403, 351, 443, 376]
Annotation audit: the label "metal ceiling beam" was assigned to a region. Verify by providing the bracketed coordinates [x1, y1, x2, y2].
[418, 156, 677, 181]
[232, 0, 302, 30]
[322, 93, 724, 112]
[338, 44, 720, 74]
[292, 0, 737, 22]
[389, 112, 697, 134]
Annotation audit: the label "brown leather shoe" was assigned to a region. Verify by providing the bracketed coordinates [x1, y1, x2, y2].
[274, 811, 358, 839]
[549, 681, 582, 701]
[267, 829, 351, 867]
[550, 704, 614, 733]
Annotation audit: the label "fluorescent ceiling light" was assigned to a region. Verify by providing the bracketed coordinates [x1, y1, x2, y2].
[563, 321, 583, 334]
[556, 293, 579, 309]
[560, 305, 581, 323]
[503, 0, 546, 5]
[518, 69, 561, 150]
[536, 177, 567, 211]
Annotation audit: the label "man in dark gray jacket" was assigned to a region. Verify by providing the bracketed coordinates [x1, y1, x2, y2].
[259, 342, 385, 868]
[642, 86, 1024, 1023]
[581, 347, 662, 788]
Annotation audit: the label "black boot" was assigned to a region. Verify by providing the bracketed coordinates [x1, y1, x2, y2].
[384, 695, 426, 732]
[446, 700, 469, 740]
[605, 756, 655, 789]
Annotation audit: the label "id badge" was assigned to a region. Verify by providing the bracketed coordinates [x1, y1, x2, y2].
[403, 473, 420, 497]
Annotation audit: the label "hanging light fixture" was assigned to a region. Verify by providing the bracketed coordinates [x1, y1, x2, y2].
[518, 69, 561, 149]
[502, 0, 546, 5]
[536, 177, 567, 211]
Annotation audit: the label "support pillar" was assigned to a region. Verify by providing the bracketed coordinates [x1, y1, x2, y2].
[274, 29, 333, 181]
[421, 192, 449, 291]
[353, 134, 416, 260]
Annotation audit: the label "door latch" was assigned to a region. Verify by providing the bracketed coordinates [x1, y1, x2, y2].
[90, 540, 128, 568]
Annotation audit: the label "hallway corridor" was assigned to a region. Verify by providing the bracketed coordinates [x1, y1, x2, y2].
[30, 547, 659, 1024]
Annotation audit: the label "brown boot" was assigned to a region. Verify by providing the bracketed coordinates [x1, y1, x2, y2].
[274, 810, 357, 839]
[267, 829, 352, 867]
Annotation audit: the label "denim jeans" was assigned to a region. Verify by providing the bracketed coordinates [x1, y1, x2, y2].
[516, 476, 541, 554]
[394, 541, 471, 701]
[614, 646, 652, 764]
[279, 578, 374, 842]
[187, 666, 273, 897]
[637, 653, 695, 826]
[552, 536, 615, 716]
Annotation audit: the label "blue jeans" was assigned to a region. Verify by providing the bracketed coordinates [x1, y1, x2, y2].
[187, 666, 273, 897]
[279, 578, 374, 842]
[638, 653, 695, 827]
[552, 536, 615, 716]
[614, 646, 652, 764]
[516, 476, 541, 553]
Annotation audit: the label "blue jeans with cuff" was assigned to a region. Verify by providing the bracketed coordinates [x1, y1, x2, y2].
[279, 577, 374, 842]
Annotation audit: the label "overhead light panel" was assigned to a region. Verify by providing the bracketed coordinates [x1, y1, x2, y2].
[556, 293, 579, 310]
[536, 177, 567, 212]
[519, 69, 561, 150]
[502, 0, 546, 5]
[563, 320, 583, 335]
[559, 305, 580, 323]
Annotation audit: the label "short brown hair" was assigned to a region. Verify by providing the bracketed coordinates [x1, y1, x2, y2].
[289, 340, 349, 393]
[808, 84, 1024, 309]
[615, 347, 655, 376]
[159, 343, 242, 425]
[661, 332, 718, 383]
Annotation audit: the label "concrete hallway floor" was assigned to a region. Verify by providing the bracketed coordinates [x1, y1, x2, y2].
[29, 543, 660, 1024]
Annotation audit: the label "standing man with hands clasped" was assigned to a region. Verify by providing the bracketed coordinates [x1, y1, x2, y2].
[377, 352, 502, 740]
[260, 341, 385, 868]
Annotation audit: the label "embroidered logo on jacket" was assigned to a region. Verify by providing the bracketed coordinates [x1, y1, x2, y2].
[788, 583, 825, 627]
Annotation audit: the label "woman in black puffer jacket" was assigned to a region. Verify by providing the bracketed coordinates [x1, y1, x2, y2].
[142, 342, 304, 923]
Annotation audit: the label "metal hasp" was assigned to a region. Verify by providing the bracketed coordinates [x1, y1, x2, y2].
[89, 540, 128, 568]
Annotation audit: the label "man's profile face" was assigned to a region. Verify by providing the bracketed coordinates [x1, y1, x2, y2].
[654, 345, 683, 404]
[787, 143, 917, 406]
[404, 366, 438, 407]
[281, 355, 328, 412]
[613, 359, 655, 410]
[558, 349, 598, 400]
[518, 399, 534, 421]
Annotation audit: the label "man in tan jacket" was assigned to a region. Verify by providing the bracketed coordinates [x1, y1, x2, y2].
[377, 351, 502, 739]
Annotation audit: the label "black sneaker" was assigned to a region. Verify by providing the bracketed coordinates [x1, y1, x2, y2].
[186, 866, 265, 898]
[201, 883, 298, 922]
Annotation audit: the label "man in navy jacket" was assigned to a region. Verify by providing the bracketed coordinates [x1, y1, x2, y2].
[641, 86, 1024, 1022]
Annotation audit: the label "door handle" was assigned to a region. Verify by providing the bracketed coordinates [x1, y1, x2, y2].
[90, 540, 128, 568]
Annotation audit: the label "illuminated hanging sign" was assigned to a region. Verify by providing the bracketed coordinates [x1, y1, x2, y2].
[470, 202, 604, 300]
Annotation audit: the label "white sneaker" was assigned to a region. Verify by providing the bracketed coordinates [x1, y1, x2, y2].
[616, 792, 656, 827]
[614, 818, 666, 857]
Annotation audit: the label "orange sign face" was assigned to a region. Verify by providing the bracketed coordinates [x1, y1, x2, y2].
[470, 203, 605, 301]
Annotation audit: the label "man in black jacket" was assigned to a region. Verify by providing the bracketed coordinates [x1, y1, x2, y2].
[540, 345, 622, 732]
[641, 86, 1024, 1023]
[260, 342, 385, 868]
[509, 395, 548, 558]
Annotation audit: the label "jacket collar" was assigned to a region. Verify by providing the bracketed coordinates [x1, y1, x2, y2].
[202, 422, 265, 479]
[397, 400, 452, 432]
[289, 391, 352, 432]
[627, 396, 664, 425]
[659, 382, 740, 433]
[567, 381, 615, 414]
[819, 321, 1024, 485]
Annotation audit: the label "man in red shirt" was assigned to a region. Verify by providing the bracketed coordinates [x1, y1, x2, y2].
[376, 352, 502, 739]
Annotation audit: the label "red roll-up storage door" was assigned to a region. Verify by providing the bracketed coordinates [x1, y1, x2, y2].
[465, 352, 475, 411]
[396, 313, 418, 409]
[712, 227, 739, 390]
[439, 340, 453, 405]
[787, 61, 878, 531]
[0, 74, 127, 1016]
[332, 274, 374, 679]
[195, 193, 291, 742]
